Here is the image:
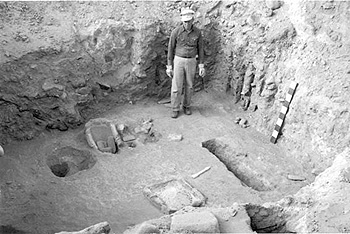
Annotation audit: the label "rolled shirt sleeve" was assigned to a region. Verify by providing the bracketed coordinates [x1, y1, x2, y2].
[167, 28, 178, 66]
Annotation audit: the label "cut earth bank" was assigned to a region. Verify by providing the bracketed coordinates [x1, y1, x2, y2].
[0, 0, 350, 233]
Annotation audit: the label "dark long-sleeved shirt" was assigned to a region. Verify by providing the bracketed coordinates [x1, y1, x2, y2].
[167, 25, 204, 66]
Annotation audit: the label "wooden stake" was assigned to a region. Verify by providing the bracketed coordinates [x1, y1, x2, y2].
[191, 166, 211, 179]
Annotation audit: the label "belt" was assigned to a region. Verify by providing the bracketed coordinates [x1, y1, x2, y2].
[175, 55, 196, 59]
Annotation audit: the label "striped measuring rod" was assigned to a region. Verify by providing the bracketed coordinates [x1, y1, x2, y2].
[270, 81, 298, 143]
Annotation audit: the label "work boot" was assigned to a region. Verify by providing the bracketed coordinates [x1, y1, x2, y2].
[171, 111, 179, 118]
[184, 107, 192, 115]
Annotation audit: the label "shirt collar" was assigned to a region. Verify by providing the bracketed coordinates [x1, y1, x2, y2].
[181, 24, 194, 33]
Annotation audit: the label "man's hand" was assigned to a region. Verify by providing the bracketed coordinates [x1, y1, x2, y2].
[199, 64, 206, 77]
[166, 65, 173, 78]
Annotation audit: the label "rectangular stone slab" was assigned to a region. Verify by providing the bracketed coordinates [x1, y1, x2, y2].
[143, 178, 207, 214]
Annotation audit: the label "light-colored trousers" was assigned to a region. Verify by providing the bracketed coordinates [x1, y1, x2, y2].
[171, 56, 197, 111]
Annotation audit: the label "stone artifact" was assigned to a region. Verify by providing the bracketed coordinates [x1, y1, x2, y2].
[143, 178, 207, 214]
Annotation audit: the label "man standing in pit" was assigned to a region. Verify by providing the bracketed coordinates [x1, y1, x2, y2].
[166, 8, 205, 118]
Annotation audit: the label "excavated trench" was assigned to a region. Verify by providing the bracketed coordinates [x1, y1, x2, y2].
[202, 139, 270, 191]
[201, 138, 308, 233]
[201, 137, 310, 194]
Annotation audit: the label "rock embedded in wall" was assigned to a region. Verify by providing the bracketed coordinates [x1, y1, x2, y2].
[55, 221, 111, 234]
[265, 0, 283, 10]
[265, 17, 296, 44]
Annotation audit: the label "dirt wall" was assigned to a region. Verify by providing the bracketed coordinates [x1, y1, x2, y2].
[210, 0, 350, 170]
[0, 1, 176, 143]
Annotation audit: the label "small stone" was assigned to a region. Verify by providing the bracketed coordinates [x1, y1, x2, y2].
[142, 118, 153, 124]
[134, 222, 160, 234]
[264, 8, 273, 17]
[42, 81, 64, 91]
[322, 2, 334, 9]
[134, 126, 144, 134]
[259, 209, 269, 217]
[117, 124, 126, 132]
[171, 211, 219, 233]
[168, 134, 183, 142]
[234, 117, 241, 124]
[287, 174, 306, 181]
[265, 0, 282, 10]
[249, 104, 258, 112]
[122, 134, 136, 142]
[194, 87, 202, 92]
[60, 92, 67, 99]
[229, 208, 238, 217]
[142, 123, 152, 132]
[157, 98, 171, 104]
[267, 84, 277, 90]
[278, 196, 294, 206]
[127, 142, 136, 148]
[227, 21, 235, 29]
[311, 168, 323, 176]
[239, 119, 247, 126]
[57, 222, 111, 234]
[4, 51, 10, 57]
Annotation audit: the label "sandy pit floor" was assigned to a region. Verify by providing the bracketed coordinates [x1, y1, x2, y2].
[0, 91, 312, 233]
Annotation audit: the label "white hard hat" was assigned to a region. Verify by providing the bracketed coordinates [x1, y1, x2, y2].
[180, 8, 195, 21]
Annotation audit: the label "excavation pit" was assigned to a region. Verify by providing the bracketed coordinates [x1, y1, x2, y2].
[201, 137, 309, 196]
[245, 204, 291, 233]
[47, 146, 97, 178]
[202, 138, 273, 191]
[50, 161, 70, 177]
[0, 0, 348, 233]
